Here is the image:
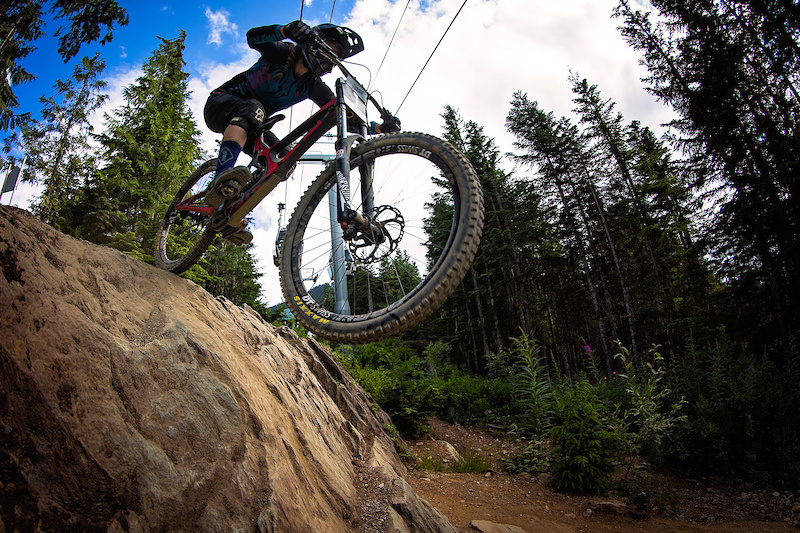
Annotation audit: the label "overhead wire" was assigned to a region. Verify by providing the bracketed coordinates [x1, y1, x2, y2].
[286, 0, 340, 207]
[285, 0, 307, 212]
[396, 0, 469, 113]
[369, 0, 412, 91]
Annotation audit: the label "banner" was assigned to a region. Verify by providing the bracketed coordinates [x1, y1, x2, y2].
[2, 166, 20, 194]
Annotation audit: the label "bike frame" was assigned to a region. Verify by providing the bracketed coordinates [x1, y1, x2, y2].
[175, 47, 381, 239]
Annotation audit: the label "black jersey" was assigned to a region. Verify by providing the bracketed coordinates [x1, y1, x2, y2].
[214, 25, 334, 115]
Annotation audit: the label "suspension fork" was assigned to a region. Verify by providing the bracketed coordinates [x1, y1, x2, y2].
[333, 80, 376, 230]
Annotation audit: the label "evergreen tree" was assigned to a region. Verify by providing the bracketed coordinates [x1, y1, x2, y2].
[70, 32, 203, 261]
[201, 241, 267, 312]
[507, 86, 717, 371]
[426, 107, 538, 369]
[0, 0, 127, 130]
[614, 0, 800, 350]
[9, 54, 107, 228]
[52, 34, 267, 309]
[506, 93, 616, 375]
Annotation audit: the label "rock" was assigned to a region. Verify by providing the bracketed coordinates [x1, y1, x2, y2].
[536, 472, 554, 486]
[391, 477, 457, 532]
[438, 440, 463, 463]
[590, 500, 628, 515]
[470, 519, 528, 533]
[0, 206, 455, 532]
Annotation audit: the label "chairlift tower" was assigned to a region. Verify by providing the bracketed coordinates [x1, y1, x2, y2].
[296, 153, 351, 316]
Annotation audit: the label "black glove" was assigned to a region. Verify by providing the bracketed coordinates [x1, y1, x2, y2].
[283, 20, 314, 44]
[379, 115, 401, 133]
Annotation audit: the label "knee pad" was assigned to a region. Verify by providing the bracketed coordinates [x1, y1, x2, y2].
[229, 99, 266, 135]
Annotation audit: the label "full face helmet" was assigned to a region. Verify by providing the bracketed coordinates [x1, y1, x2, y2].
[300, 24, 364, 77]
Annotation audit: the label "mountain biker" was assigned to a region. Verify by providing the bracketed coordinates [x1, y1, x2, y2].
[203, 20, 368, 243]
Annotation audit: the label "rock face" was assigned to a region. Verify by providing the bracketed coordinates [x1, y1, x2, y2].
[0, 206, 456, 533]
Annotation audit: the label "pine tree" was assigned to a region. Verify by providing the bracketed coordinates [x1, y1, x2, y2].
[0, 0, 127, 130]
[425, 106, 546, 369]
[614, 0, 800, 349]
[10, 54, 107, 228]
[506, 93, 615, 375]
[72, 32, 203, 261]
[201, 242, 266, 311]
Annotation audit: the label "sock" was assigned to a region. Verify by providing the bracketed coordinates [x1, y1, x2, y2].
[216, 140, 242, 174]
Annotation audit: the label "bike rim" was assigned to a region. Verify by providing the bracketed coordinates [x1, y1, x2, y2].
[287, 140, 464, 323]
[158, 164, 217, 266]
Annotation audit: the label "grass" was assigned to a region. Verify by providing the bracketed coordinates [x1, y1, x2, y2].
[416, 450, 493, 474]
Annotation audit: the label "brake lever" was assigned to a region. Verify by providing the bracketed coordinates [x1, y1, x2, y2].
[312, 38, 402, 132]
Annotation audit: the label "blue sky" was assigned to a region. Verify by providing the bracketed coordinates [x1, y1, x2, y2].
[8, 0, 669, 304]
[17, 1, 356, 117]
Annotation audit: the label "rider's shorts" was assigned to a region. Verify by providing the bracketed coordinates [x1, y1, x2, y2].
[204, 91, 267, 153]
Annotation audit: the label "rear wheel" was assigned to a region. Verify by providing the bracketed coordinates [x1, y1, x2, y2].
[280, 132, 484, 343]
[154, 159, 218, 274]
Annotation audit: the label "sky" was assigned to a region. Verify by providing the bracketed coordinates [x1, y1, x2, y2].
[4, 0, 672, 305]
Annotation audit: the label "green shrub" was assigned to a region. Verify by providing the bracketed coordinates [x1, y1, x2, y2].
[666, 340, 800, 488]
[501, 439, 550, 475]
[451, 452, 492, 473]
[550, 379, 621, 494]
[613, 345, 686, 475]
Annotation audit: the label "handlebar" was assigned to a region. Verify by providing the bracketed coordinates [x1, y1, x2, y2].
[311, 38, 400, 129]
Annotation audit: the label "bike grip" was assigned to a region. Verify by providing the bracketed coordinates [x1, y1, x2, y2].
[380, 116, 401, 133]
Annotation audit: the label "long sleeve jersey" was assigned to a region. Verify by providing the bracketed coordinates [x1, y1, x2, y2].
[213, 25, 335, 115]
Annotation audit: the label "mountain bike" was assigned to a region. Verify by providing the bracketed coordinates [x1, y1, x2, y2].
[154, 39, 484, 343]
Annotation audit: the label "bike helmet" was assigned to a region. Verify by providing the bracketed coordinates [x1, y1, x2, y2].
[300, 24, 364, 77]
[314, 24, 364, 59]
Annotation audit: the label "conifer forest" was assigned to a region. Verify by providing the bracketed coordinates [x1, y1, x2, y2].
[2, 0, 799, 493]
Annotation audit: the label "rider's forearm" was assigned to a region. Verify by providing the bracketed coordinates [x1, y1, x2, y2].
[246, 25, 285, 49]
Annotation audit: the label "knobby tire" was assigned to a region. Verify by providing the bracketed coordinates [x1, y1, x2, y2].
[154, 159, 218, 274]
[280, 132, 484, 343]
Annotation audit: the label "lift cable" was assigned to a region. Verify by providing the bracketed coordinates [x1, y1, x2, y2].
[369, 0, 411, 91]
[329, 0, 337, 22]
[285, 0, 306, 209]
[396, 0, 468, 113]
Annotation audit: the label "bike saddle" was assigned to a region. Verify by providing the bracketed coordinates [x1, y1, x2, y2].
[258, 114, 285, 133]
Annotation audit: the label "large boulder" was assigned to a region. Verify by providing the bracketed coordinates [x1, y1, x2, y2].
[0, 206, 455, 533]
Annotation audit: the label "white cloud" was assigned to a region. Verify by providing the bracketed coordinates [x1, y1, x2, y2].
[344, 0, 674, 165]
[205, 7, 239, 46]
[88, 66, 141, 137]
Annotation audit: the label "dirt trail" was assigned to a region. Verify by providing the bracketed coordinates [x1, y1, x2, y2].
[403, 419, 799, 533]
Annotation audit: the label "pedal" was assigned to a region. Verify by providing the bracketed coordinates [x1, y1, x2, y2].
[219, 179, 242, 198]
[205, 166, 251, 208]
[225, 229, 253, 246]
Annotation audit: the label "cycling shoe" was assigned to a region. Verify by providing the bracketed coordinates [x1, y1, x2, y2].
[225, 228, 253, 246]
[205, 166, 251, 208]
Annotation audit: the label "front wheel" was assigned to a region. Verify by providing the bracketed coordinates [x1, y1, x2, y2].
[154, 159, 218, 274]
[280, 132, 484, 343]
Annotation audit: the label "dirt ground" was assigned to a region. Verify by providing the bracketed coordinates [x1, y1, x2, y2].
[402, 418, 800, 533]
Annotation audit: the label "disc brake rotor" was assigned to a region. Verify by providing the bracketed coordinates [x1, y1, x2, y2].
[349, 205, 405, 263]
